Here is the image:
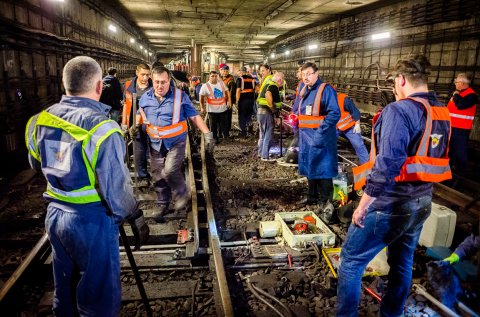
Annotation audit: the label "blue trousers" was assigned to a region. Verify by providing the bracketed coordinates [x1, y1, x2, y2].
[46, 205, 120, 317]
[134, 126, 150, 179]
[449, 127, 470, 176]
[336, 195, 432, 317]
[257, 108, 274, 159]
[150, 140, 187, 206]
[337, 128, 369, 164]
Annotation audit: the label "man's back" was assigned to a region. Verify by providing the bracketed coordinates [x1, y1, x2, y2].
[100, 75, 122, 110]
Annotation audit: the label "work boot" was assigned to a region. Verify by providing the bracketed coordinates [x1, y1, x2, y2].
[174, 195, 190, 213]
[298, 196, 318, 207]
[318, 200, 334, 223]
[151, 204, 169, 223]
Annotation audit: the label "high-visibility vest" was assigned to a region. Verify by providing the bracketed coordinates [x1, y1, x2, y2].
[257, 78, 282, 109]
[239, 76, 255, 93]
[223, 76, 234, 87]
[295, 82, 301, 97]
[122, 80, 133, 126]
[447, 87, 477, 130]
[205, 82, 227, 106]
[25, 111, 121, 204]
[297, 83, 327, 129]
[256, 75, 273, 105]
[352, 97, 452, 190]
[138, 88, 188, 139]
[336, 93, 356, 131]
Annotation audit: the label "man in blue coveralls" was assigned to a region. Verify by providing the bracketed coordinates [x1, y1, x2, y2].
[292, 62, 340, 219]
[25, 56, 149, 316]
[338, 55, 452, 316]
[136, 66, 214, 221]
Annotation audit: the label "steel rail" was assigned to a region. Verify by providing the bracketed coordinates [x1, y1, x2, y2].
[200, 135, 235, 317]
[186, 137, 200, 257]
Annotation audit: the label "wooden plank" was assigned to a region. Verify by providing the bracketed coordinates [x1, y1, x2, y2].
[433, 183, 480, 217]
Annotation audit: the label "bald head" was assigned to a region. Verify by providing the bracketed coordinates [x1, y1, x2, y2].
[273, 72, 285, 86]
[63, 56, 102, 98]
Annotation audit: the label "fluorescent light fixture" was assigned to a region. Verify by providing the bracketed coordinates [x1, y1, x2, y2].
[371, 32, 390, 40]
[108, 24, 117, 33]
[140, 45, 143, 49]
[148, 52, 152, 56]
[130, 38, 135, 44]
[144, 49, 147, 54]
[270, 53, 275, 58]
[285, 50, 290, 56]
[308, 44, 318, 50]
[50, 0, 64, 2]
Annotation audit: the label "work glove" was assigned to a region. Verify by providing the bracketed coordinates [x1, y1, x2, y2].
[121, 124, 128, 135]
[127, 209, 150, 250]
[129, 124, 140, 139]
[204, 131, 215, 153]
[352, 121, 362, 134]
[443, 253, 460, 265]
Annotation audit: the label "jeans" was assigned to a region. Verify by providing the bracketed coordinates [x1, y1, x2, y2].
[336, 195, 432, 317]
[449, 127, 470, 176]
[257, 108, 274, 159]
[46, 205, 120, 317]
[337, 128, 369, 165]
[150, 140, 187, 206]
[134, 126, 150, 179]
[208, 111, 229, 140]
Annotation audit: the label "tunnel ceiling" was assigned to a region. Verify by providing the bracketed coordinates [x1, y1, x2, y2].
[114, 0, 384, 62]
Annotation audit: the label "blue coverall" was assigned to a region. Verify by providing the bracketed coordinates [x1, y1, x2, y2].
[27, 96, 137, 316]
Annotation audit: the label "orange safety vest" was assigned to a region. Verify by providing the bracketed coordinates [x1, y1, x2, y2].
[205, 82, 227, 106]
[138, 88, 187, 139]
[295, 82, 301, 97]
[447, 87, 477, 130]
[297, 83, 327, 129]
[239, 77, 255, 93]
[336, 93, 356, 131]
[353, 97, 452, 190]
[122, 80, 134, 126]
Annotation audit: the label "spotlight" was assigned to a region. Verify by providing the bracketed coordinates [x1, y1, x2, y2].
[371, 32, 390, 40]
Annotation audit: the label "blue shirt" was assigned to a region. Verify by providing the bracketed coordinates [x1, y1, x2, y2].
[343, 97, 361, 121]
[138, 87, 199, 151]
[28, 95, 137, 223]
[366, 92, 442, 208]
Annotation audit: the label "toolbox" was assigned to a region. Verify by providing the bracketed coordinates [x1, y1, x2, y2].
[322, 247, 390, 278]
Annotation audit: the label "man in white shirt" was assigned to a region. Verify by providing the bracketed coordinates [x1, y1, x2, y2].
[199, 71, 232, 143]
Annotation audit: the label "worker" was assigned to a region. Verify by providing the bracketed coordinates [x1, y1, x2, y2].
[99, 67, 123, 122]
[25, 56, 149, 316]
[191, 76, 202, 102]
[447, 73, 478, 177]
[199, 71, 231, 144]
[122, 63, 153, 187]
[339, 55, 452, 316]
[257, 70, 284, 161]
[135, 66, 214, 221]
[336, 93, 369, 164]
[235, 66, 256, 137]
[220, 64, 237, 133]
[292, 62, 340, 219]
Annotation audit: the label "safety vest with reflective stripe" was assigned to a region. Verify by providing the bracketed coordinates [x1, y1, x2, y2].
[205, 82, 227, 106]
[353, 97, 452, 190]
[298, 83, 327, 129]
[257, 79, 282, 109]
[336, 93, 356, 131]
[239, 76, 255, 93]
[122, 80, 133, 126]
[256, 75, 273, 105]
[25, 111, 121, 204]
[447, 87, 477, 130]
[138, 88, 188, 139]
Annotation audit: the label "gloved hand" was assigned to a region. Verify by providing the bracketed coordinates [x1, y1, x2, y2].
[352, 121, 362, 134]
[128, 209, 149, 250]
[443, 253, 460, 265]
[204, 131, 215, 152]
[121, 124, 128, 135]
[129, 125, 140, 139]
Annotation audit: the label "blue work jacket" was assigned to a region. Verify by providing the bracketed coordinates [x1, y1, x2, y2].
[27, 95, 137, 223]
[295, 78, 340, 179]
[138, 87, 199, 151]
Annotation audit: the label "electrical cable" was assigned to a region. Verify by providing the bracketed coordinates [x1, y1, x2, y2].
[250, 283, 294, 317]
[245, 280, 287, 317]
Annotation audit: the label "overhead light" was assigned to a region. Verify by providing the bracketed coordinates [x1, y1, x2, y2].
[371, 32, 390, 40]
[144, 49, 147, 54]
[50, 0, 65, 2]
[285, 50, 290, 56]
[130, 38, 135, 44]
[108, 24, 117, 33]
[140, 45, 143, 49]
[308, 44, 318, 50]
[270, 53, 275, 58]
[148, 52, 152, 56]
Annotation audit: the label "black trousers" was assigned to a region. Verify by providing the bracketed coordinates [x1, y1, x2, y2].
[308, 178, 333, 202]
[208, 111, 229, 140]
[225, 108, 233, 132]
[449, 127, 470, 176]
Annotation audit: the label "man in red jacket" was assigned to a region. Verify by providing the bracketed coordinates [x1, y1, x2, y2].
[447, 73, 477, 177]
